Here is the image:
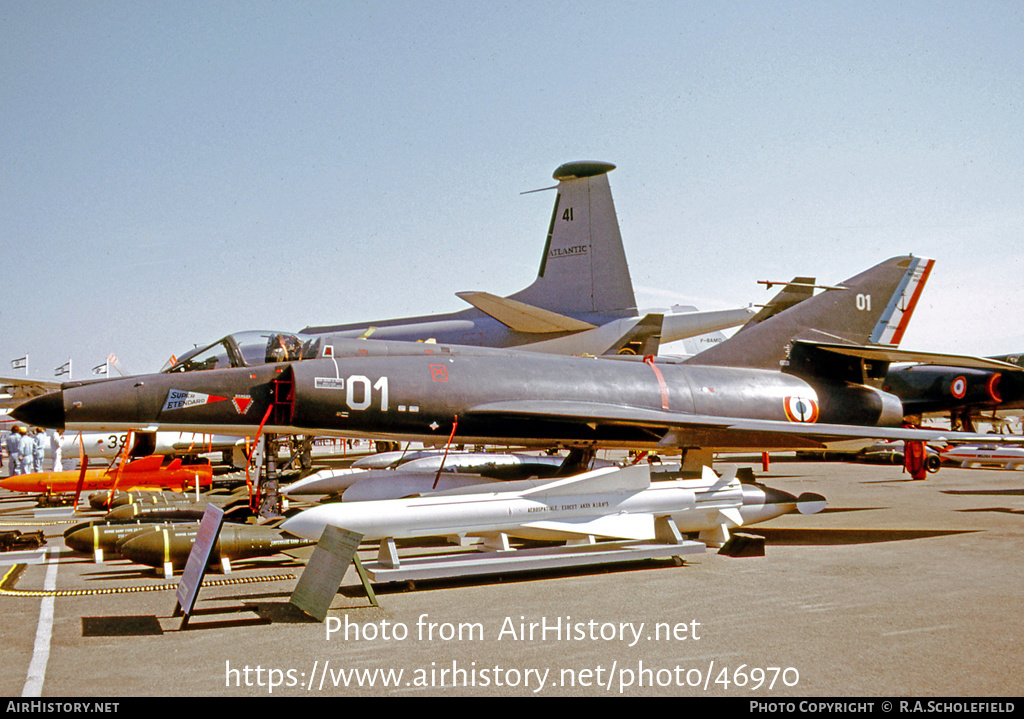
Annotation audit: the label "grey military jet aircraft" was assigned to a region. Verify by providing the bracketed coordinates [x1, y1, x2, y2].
[16, 255, 1023, 471]
[704, 269, 1024, 434]
[882, 352, 1024, 432]
[161, 161, 753, 376]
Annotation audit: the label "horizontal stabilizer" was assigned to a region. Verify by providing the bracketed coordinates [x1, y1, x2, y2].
[456, 291, 597, 334]
[522, 513, 656, 541]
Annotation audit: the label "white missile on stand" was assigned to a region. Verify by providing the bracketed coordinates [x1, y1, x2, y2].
[281, 464, 826, 554]
[939, 444, 1024, 470]
[282, 451, 598, 498]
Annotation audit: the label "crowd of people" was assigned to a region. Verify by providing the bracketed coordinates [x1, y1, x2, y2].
[2, 426, 63, 477]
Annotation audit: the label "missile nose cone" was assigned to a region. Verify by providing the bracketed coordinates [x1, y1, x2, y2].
[12, 391, 65, 430]
[796, 492, 827, 515]
[280, 509, 328, 541]
[64, 527, 95, 554]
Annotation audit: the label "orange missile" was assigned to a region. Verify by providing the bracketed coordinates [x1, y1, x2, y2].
[0, 455, 213, 494]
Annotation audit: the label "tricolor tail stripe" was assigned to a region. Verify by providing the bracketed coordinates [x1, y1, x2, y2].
[870, 257, 934, 346]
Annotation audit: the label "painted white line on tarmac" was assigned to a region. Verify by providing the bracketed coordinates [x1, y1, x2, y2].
[22, 548, 58, 697]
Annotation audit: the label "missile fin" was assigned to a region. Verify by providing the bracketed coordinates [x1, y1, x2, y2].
[518, 464, 651, 497]
[719, 508, 745, 527]
[702, 464, 738, 488]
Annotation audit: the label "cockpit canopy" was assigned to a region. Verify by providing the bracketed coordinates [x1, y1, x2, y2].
[162, 331, 322, 373]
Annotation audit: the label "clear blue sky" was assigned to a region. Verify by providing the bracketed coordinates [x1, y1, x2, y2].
[2, 1, 1022, 378]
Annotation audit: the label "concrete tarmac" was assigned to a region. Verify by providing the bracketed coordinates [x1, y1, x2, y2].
[1, 458, 1021, 698]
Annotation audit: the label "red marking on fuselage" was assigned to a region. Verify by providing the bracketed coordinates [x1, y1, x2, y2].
[643, 356, 670, 410]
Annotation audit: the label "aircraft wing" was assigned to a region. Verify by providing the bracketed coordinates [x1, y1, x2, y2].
[0, 376, 61, 409]
[455, 291, 597, 333]
[465, 399, 1024, 449]
[796, 341, 1023, 371]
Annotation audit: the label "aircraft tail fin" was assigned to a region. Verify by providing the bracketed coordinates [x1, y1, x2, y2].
[687, 255, 935, 370]
[509, 162, 637, 316]
[737, 277, 817, 333]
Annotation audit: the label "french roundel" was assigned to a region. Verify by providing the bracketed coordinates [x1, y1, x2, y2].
[950, 376, 967, 399]
[784, 396, 819, 423]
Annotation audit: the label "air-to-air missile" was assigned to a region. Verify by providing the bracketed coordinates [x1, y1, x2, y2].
[939, 443, 1024, 470]
[0, 455, 213, 495]
[339, 452, 620, 502]
[14, 255, 1024, 469]
[280, 464, 826, 550]
[283, 451, 604, 498]
[340, 473, 509, 502]
[115, 522, 315, 577]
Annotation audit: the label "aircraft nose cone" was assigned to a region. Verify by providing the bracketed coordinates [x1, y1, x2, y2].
[12, 391, 65, 430]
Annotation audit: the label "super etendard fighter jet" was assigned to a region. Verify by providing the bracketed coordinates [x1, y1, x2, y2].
[738, 278, 1024, 433]
[15, 255, 1023, 462]
[158, 161, 753, 378]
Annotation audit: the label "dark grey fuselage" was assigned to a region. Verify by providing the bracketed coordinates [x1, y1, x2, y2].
[29, 340, 903, 452]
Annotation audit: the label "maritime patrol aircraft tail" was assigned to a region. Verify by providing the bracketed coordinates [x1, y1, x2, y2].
[305, 161, 641, 340]
[686, 255, 935, 371]
[503, 161, 636, 317]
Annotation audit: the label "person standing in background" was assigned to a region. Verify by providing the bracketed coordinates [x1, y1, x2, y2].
[3, 428, 19, 476]
[32, 428, 47, 473]
[50, 429, 64, 472]
[17, 426, 33, 475]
